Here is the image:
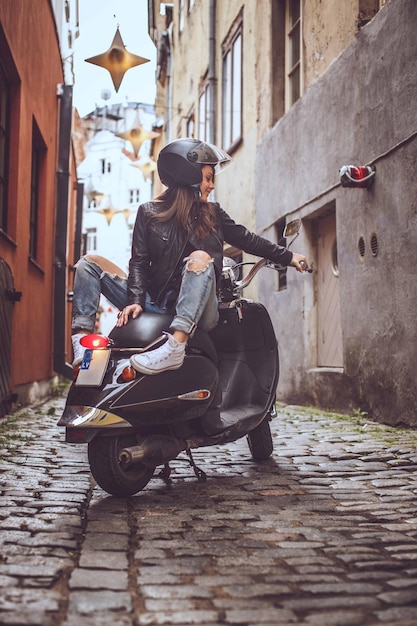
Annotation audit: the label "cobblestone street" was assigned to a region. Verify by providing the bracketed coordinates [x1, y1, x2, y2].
[2, 394, 417, 625]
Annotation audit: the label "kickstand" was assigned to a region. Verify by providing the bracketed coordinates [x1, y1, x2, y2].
[186, 449, 207, 483]
[157, 463, 172, 484]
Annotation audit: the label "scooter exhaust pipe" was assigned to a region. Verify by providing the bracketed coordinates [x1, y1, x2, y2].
[119, 435, 186, 468]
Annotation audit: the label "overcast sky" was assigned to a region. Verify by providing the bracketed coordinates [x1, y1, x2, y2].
[73, 0, 157, 116]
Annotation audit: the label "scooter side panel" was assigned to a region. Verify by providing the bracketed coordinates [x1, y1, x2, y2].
[109, 355, 219, 426]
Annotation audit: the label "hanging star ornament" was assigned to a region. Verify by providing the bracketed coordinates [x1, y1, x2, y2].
[117, 120, 160, 158]
[85, 27, 150, 92]
[131, 158, 158, 180]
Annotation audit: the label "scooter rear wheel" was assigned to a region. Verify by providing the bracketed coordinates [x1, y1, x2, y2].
[247, 418, 273, 461]
[88, 434, 155, 497]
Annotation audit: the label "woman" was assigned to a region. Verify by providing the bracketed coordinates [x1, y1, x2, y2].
[71, 138, 308, 374]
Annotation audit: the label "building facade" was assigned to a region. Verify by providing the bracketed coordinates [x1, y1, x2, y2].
[0, 0, 80, 414]
[148, 0, 417, 426]
[256, 0, 417, 426]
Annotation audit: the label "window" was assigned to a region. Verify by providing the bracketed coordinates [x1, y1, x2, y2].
[222, 17, 242, 151]
[198, 80, 213, 143]
[0, 61, 10, 232]
[129, 189, 140, 204]
[85, 227, 97, 253]
[179, 0, 185, 32]
[100, 158, 111, 174]
[275, 218, 288, 291]
[286, 0, 302, 109]
[186, 111, 195, 138]
[29, 121, 46, 263]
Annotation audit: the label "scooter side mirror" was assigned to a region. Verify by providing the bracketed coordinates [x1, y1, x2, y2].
[283, 219, 301, 238]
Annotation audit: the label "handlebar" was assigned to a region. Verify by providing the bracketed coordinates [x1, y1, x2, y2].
[300, 261, 313, 273]
[235, 258, 267, 290]
[234, 257, 312, 291]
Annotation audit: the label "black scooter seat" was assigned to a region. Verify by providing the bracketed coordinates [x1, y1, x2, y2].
[108, 312, 218, 364]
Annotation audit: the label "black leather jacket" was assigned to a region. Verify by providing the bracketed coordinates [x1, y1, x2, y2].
[128, 201, 293, 307]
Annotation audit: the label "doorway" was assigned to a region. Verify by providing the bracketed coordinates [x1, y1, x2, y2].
[0, 258, 15, 417]
[317, 212, 343, 367]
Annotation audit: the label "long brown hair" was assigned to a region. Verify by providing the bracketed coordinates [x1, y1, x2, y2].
[146, 185, 217, 240]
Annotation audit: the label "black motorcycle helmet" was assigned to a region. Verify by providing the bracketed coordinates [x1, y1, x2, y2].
[157, 138, 232, 187]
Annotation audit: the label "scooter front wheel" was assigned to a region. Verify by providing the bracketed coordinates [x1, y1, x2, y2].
[88, 434, 155, 497]
[247, 418, 273, 461]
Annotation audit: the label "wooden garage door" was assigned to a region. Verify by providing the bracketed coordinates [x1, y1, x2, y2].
[317, 213, 343, 367]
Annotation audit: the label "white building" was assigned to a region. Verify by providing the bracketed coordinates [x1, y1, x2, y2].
[77, 102, 158, 272]
[76, 102, 158, 332]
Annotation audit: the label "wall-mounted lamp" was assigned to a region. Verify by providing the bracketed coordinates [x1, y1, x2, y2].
[340, 165, 376, 189]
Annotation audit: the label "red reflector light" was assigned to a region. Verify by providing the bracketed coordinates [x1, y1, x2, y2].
[80, 334, 110, 349]
[340, 164, 375, 188]
[351, 166, 369, 180]
[121, 365, 136, 382]
[66, 429, 89, 443]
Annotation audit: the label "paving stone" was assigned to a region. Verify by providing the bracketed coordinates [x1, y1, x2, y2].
[141, 584, 213, 599]
[0, 587, 61, 612]
[69, 567, 128, 590]
[138, 610, 220, 625]
[78, 550, 128, 570]
[225, 608, 297, 624]
[67, 590, 132, 614]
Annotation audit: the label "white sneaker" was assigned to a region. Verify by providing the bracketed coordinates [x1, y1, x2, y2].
[130, 333, 186, 375]
[72, 332, 87, 367]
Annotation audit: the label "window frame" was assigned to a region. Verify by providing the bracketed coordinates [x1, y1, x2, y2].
[186, 109, 195, 138]
[0, 60, 10, 234]
[29, 119, 46, 267]
[285, 0, 303, 110]
[222, 14, 243, 153]
[198, 77, 213, 144]
[85, 227, 98, 253]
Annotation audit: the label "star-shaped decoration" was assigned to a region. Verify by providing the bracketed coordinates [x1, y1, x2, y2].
[131, 158, 158, 180]
[85, 27, 150, 92]
[117, 118, 160, 157]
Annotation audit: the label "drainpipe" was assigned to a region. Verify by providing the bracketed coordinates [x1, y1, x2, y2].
[208, 0, 216, 143]
[53, 84, 74, 380]
[74, 181, 84, 262]
[166, 22, 173, 142]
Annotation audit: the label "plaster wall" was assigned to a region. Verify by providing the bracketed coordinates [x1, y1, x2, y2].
[256, 0, 417, 425]
[303, 0, 359, 86]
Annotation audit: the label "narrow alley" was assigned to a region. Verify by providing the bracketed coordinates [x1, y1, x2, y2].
[1, 394, 417, 625]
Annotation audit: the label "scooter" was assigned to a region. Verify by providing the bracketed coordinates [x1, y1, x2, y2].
[58, 220, 309, 497]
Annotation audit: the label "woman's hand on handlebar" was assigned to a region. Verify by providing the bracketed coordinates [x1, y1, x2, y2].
[116, 303, 143, 327]
[290, 252, 310, 273]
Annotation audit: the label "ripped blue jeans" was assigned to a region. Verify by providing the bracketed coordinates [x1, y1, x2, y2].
[71, 254, 219, 336]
